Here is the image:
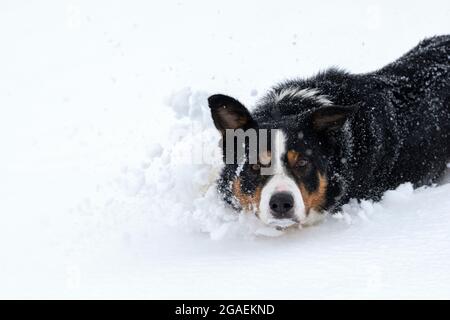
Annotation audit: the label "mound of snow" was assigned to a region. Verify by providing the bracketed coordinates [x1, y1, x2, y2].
[76, 88, 287, 242]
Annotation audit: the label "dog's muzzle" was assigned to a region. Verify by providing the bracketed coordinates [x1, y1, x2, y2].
[269, 192, 294, 218]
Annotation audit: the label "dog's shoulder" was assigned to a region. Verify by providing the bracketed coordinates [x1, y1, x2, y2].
[251, 68, 365, 121]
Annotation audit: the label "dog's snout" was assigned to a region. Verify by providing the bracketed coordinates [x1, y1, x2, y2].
[269, 192, 294, 218]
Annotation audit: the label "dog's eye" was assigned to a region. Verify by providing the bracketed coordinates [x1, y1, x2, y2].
[251, 164, 261, 171]
[296, 159, 309, 167]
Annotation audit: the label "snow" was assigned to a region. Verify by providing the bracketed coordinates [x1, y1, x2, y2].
[1, 0, 450, 299]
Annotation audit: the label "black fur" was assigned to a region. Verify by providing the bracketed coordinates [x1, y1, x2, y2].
[210, 35, 450, 214]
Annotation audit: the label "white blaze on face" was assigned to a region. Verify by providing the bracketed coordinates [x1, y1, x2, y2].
[259, 130, 306, 225]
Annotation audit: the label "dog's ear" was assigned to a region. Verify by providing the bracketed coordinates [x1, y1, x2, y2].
[208, 94, 256, 135]
[309, 104, 359, 132]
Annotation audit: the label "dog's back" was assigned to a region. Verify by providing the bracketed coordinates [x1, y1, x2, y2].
[330, 36, 450, 202]
[347, 36, 449, 201]
[373, 35, 450, 189]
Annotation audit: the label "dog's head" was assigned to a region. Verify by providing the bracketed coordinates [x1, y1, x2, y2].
[208, 93, 358, 228]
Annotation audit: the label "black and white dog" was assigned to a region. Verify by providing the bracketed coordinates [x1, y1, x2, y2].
[208, 35, 450, 227]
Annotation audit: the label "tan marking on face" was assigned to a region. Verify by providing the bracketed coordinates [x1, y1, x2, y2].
[259, 150, 272, 165]
[287, 150, 300, 167]
[232, 178, 262, 212]
[299, 172, 328, 214]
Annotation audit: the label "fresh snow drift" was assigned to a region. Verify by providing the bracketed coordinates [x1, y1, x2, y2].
[0, 0, 449, 299]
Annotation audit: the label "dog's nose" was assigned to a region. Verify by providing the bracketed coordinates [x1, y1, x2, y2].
[269, 192, 294, 218]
